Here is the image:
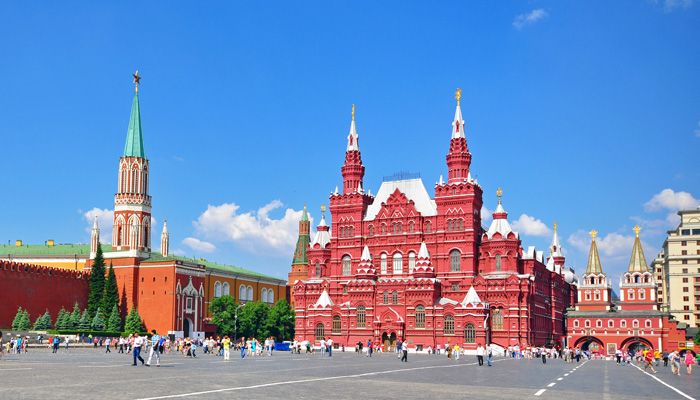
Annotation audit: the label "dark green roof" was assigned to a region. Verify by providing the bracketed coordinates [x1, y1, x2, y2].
[123, 92, 145, 157]
[143, 253, 284, 282]
[0, 243, 91, 256]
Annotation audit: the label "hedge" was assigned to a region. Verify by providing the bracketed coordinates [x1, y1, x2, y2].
[45, 329, 148, 337]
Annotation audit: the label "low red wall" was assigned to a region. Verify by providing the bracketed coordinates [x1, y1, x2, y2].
[0, 260, 89, 329]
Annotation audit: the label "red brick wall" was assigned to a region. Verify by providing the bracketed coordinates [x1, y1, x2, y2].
[0, 261, 88, 328]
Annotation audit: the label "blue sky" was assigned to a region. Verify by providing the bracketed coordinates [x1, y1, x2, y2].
[1, 1, 699, 280]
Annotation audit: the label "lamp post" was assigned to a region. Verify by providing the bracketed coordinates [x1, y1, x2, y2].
[233, 304, 244, 341]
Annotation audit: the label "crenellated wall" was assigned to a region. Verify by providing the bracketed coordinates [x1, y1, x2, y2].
[0, 260, 89, 328]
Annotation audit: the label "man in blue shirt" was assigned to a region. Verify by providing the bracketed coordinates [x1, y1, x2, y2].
[52, 336, 60, 353]
[145, 330, 161, 367]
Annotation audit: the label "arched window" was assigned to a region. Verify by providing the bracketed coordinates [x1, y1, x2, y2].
[620, 320, 627, 328]
[392, 291, 398, 304]
[415, 305, 425, 328]
[608, 320, 614, 328]
[450, 250, 461, 272]
[239, 285, 246, 300]
[268, 290, 274, 303]
[332, 316, 341, 334]
[645, 319, 651, 328]
[214, 281, 222, 298]
[342, 255, 352, 276]
[629, 290, 635, 300]
[315, 261, 321, 277]
[381, 224, 386, 234]
[369, 225, 374, 236]
[495, 254, 502, 271]
[408, 252, 416, 274]
[573, 320, 579, 328]
[383, 291, 388, 304]
[380, 253, 388, 274]
[315, 323, 325, 340]
[261, 288, 268, 303]
[492, 308, 504, 330]
[632, 320, 639, 328]
[222, 282, 230, 296]
[357, 306, 366, 327]
[464, 324, 475, 343]
[247, 286, 253, 301]
[596, 320, 602, 328]
[393, 253, 403, 274]
[584, 320, 591, 328]
[408, 221, 414, 233]
[638, 289, 645, 300]
[444, 315, 455, 335]
[425, 221, 431, 233]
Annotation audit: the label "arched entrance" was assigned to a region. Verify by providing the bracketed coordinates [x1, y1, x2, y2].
[573, 336, 604, 354]
[183, 318, 192, 338]
[620, 337, 653, 355]
[382, 332, 397, 351]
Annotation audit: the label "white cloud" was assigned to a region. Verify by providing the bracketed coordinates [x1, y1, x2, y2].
[481, 206, 493, 223]
[83, 208, 113, 243]
[513, 9, 548, 29]
[644, 188, 699, 226]
[182, 237, 216, 253]
[193, 200, 307, 256]
[512, 214, 551, 237]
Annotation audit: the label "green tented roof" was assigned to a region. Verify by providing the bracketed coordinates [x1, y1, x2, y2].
[123, 93, 145, 157]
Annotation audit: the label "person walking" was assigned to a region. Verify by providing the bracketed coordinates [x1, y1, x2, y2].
[132, 333, 145, 366]
[662, 351, 669, 367]
[367, 339, 373, 358]
[400, 340, 408, 362]
[105, 337, 112, 353]
[684, 351, 694, 375]
[643, 350, 657, 373]
[476, 343, 484, 366]
[615, 348, 622, 365]
[454, 344, 460, 361]
[240, 337, 247, 359]
[222, 336, 231, 361]
[541, 347, 547, 364]
[486, 343, 493, 367]
[327, 337, 333, 357]
[669, 350, 681, 376]
[146, 330, 161, 367]
[52, 336, 60, 354]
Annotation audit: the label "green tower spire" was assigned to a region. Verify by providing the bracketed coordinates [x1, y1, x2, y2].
[292, 205, 310, 265]
[123, 70, 145, 158]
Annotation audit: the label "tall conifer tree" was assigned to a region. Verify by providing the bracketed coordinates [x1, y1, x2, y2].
[100, 263, 119, 318]
[87, 243, 106, 317]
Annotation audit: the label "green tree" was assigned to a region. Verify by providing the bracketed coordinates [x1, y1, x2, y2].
[695, 328, 700, 346]
[238, 301, 269, 339]
[33, 310, 52, 330]
[55, 308, 68, 330]
[78, 309, 91, 330]
[11, 307, 25, 330]
[17, 309, 31, 331]
[69, 302, 82, 329]
[210, 295, 238, 335]
[91, 308, 106, 331]
[266, 300, 295, 340]
[100, 263, 119, 319]
[87, 243, 106, 317]
[106, 305, 122, 332]
[124, 307, 144, 333]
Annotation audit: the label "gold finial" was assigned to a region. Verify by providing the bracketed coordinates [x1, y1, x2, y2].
[455, 88, 462, 105]
[133, 70, 141, 93]
[553, 222, 558, 232]
[320, 204, 327, 214]
[633, 225, 641, 237]
[590, 230, 598, 239]
[351, 104, 355, 121]
[496, 187, 503, 204]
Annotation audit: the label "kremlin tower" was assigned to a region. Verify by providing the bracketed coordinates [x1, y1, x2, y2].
[112, 71, 152, 255]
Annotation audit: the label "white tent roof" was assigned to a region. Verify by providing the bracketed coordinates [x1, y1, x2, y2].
[364, 178, 437, 221]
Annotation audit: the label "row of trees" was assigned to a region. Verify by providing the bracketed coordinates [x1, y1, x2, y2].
[87, 244, 120, 320]
[210, 296, 295, 340]
[10, 304, 144, 334]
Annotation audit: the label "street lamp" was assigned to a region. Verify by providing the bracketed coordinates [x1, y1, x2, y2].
[233, 304, 244, 340]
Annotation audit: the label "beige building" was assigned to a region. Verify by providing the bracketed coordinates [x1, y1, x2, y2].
[655, 207, 700, 327]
